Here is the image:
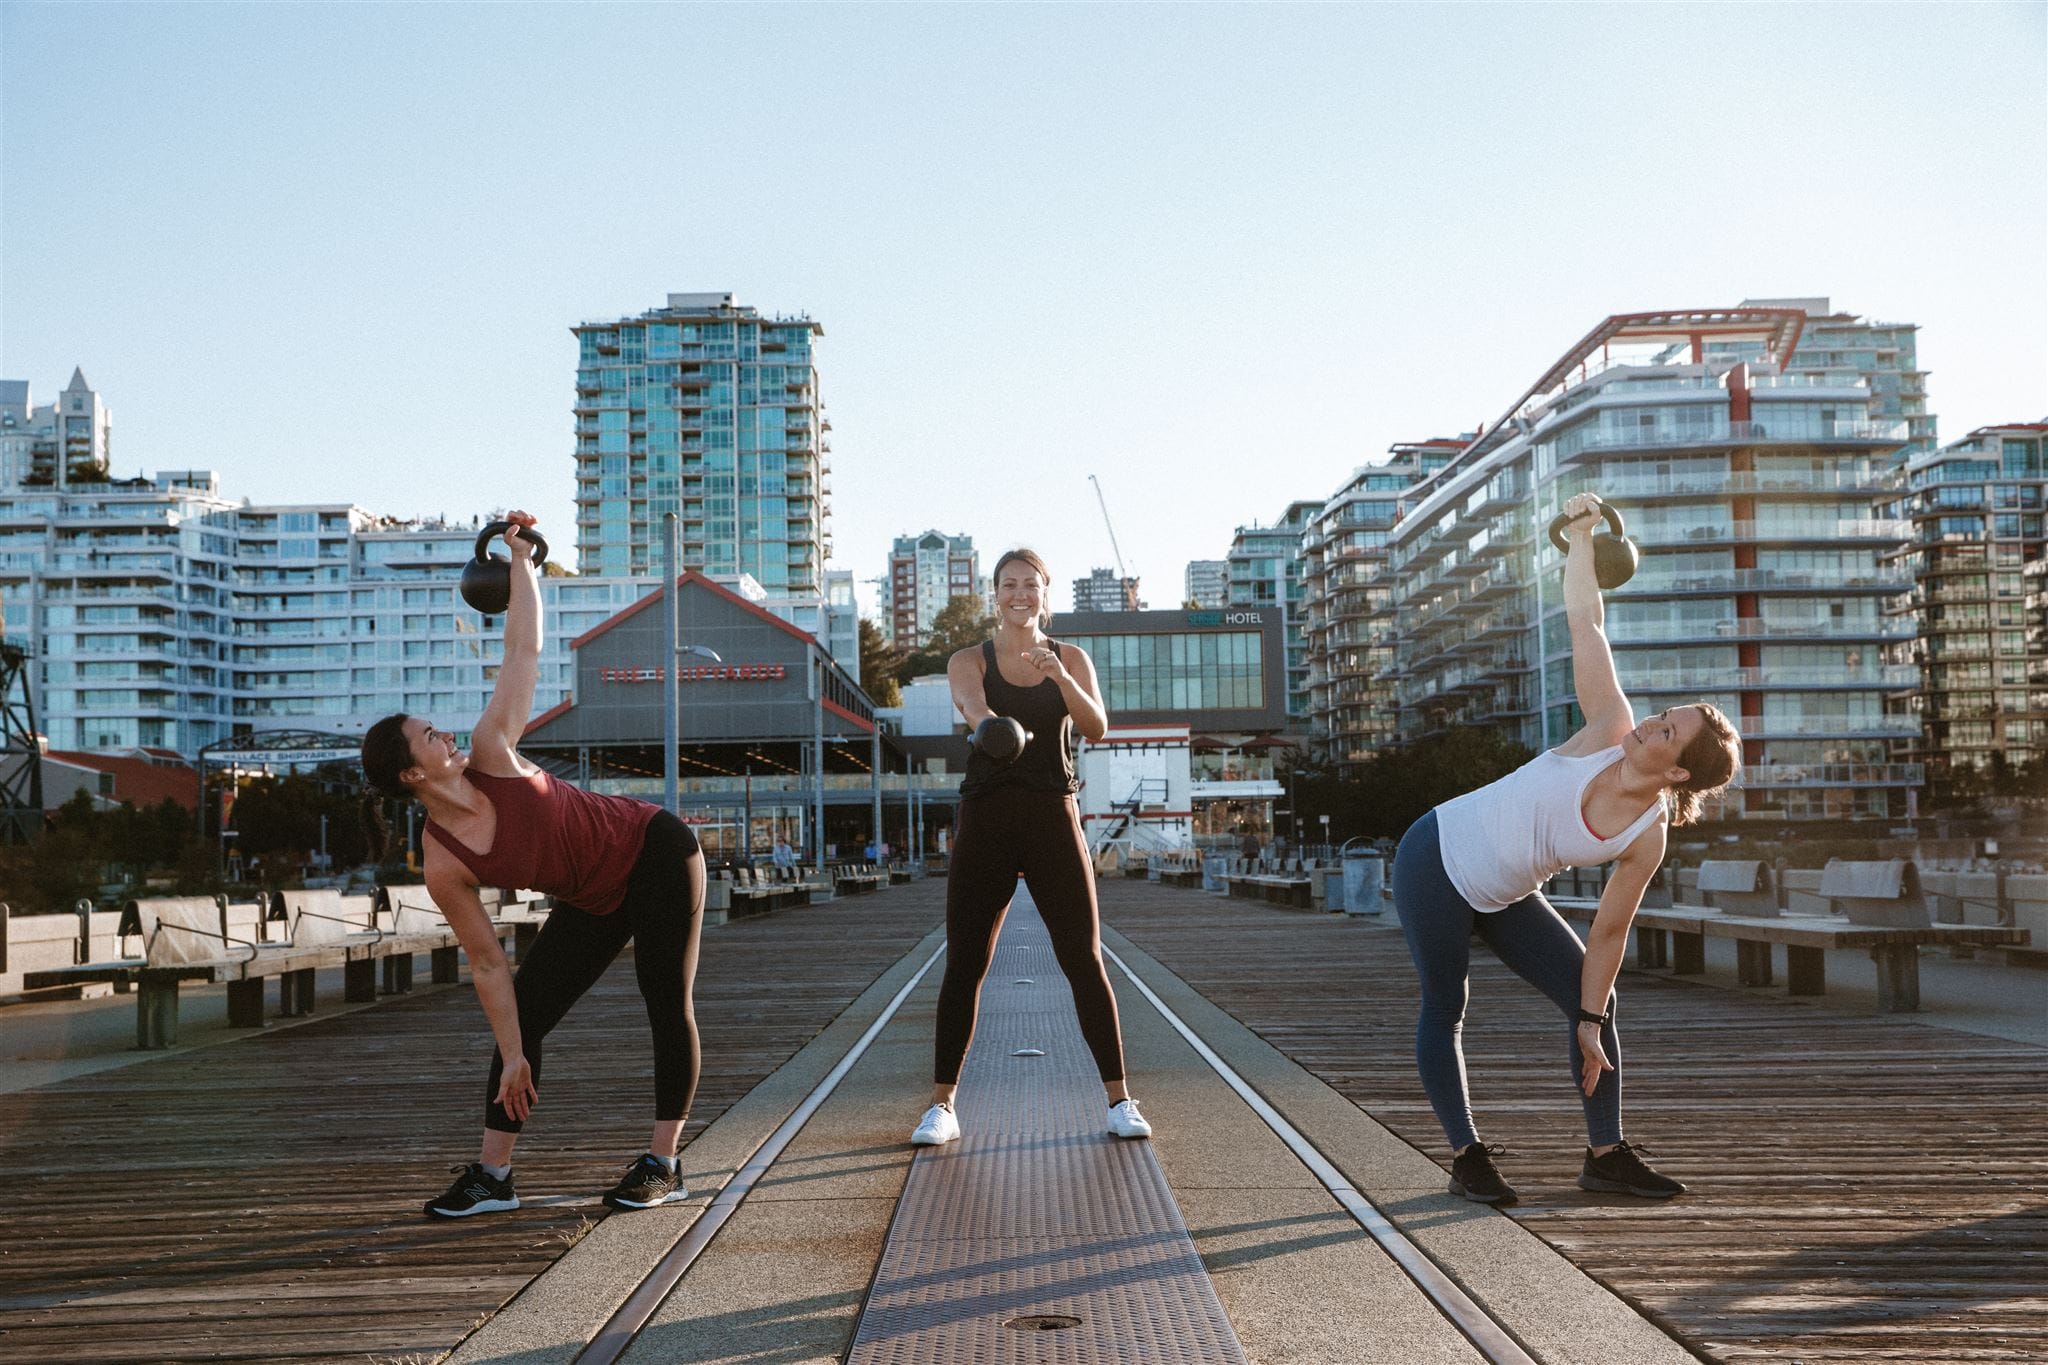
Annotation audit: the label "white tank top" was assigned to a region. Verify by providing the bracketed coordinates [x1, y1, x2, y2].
[1434, 746, 1665, 912]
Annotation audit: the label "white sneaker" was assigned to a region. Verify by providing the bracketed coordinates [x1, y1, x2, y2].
[910, 1102, 960, 1146]
[1107, 1098, 1153, 1139]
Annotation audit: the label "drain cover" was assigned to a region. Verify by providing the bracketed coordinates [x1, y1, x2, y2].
[1006, 1315, 1082, 1332]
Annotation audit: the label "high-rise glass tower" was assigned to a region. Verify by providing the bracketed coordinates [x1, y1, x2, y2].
[1893, 422, 2048, 792]
[1299, 441, 1454, 771]
[1227, 500, 1324, 725]
[888, 531, 980, 650]
[1183, 560, 1228, 610]
[572, 293, 828, 590]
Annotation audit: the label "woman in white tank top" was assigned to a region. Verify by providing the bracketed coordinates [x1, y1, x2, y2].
[1393, 491, 1741, 1206]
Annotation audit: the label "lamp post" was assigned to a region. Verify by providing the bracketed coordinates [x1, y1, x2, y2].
[661, 511, 721, 821]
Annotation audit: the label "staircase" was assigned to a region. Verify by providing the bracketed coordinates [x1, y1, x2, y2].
[1089, 779, 1184, 857]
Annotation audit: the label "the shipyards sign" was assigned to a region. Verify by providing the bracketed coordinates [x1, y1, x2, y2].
[600, 664, 789, 683]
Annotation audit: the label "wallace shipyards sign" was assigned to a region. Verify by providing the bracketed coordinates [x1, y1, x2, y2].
[600, 664, 789, 683]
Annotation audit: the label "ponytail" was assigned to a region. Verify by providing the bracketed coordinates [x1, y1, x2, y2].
[1668, 702, 1741, 827]
[359, 713, 416, 865]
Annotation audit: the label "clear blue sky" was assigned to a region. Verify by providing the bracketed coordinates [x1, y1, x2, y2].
[4, 3, 2043, 612]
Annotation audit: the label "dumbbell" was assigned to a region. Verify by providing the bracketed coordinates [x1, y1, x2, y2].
[972, 716, 1033, 765]
[1546, 499, 1638, 590]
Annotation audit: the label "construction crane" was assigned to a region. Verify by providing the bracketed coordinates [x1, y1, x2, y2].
[1088, 474, 1132, 583]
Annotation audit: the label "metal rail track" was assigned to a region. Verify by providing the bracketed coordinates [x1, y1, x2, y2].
[1104, 943, 1540, 1365]
[564, 930, 1541, 1365]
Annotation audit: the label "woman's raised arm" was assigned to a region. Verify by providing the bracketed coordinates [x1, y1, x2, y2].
[1561, 493, 1632, 741]
[471, 514, 544, 766]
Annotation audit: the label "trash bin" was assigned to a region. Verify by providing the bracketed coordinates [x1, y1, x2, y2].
[1341, 845, 1384, 916]
[1201, 854, 1229, 893]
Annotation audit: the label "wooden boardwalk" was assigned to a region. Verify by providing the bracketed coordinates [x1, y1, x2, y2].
[5, 875, 2043, 1363]
[1101, 880, 2048, 1365]
[0, 891, 947, 1365]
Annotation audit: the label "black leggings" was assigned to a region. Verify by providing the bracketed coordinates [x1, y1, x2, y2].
[484, 810, 705, 1133]
[935, 787, 1125, 1085]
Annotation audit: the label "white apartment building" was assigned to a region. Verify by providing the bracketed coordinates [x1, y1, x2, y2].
[0, 372, 858, 760]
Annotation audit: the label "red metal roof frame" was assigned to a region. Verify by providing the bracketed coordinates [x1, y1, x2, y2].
[569, 570, 820, 651]
[1450, 307, 1809, 478]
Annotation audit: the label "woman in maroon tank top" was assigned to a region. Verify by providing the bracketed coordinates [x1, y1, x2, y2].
[359, 513, 708, 1219]
[909, 547, 1153, 1149]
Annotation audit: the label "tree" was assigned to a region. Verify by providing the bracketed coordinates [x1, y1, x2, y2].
[898, 593, 996, 681]
[858, 617, 903, 707]
[1287, 726, 1535, 842]
[230, 773, 368, 877]
[0, 791, 103, 913]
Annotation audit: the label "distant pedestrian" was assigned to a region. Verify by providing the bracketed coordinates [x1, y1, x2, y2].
[772, 836, 796, 871]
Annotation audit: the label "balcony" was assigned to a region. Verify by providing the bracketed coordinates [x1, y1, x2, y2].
[1631, 518, 1910, 549]
[1612, 568, 1907, 597]
[1604, 615, 1914, 645]
[1588, 468, 1903, 501]
[1741, 762, 1924, 788]
[1553, 418, 1909, 464]
[1737, 713, 1921, 739]
[1617, 663, 1917, 691]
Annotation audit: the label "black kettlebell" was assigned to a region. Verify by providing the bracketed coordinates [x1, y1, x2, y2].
[1547, 500, 1638, 590]
[459, 520, 550, 615]
[973, 715, 1033, 765]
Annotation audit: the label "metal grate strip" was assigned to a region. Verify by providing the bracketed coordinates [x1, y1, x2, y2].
[848, 893, 1248, 1364]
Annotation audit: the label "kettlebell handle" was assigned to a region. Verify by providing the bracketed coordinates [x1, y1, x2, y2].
[1548, 500, 1626, 556]
[473, 520, 550, 568]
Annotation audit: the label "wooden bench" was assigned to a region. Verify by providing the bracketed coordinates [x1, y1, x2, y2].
[1225, 857, 1316, 909]
[832, 863, 889, 896]
[1551, 899, 2029, 1012]
[26, 891, 525, 1049]
[726, 867, 810, 918]
[1698, 859, 1779, 917]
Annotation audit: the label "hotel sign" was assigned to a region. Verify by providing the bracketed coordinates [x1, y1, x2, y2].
[601, 664, 789, 683]
[1184, 610, 1265, 626]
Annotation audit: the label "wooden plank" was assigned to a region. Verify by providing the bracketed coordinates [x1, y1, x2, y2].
[1102, 881, 2048, 1365]
[0, 889, 946, 1364]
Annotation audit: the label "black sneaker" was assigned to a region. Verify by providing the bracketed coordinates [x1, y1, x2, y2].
[424, 1162, 519, 1218]
[1579, 1141, 1687, 1198]
[603, 1153, 689, 1210]
[1449, 1142, 1518, 1205]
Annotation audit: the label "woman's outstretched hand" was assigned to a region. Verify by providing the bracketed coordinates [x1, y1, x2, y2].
[497, 1053, 538, 1121]
[503, 510, 538, 560]
[1561, 491, 1604, 539]
[1577, 1021, 1612, 1097]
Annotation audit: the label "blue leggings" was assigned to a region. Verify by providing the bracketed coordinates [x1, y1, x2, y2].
[1393, 810, 1623, 1151]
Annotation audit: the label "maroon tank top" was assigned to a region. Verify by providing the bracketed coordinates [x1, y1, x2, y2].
[424, 768, 658, 915]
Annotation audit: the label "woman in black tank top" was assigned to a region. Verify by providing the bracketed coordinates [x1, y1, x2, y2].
[908, 548, 1153, 1148]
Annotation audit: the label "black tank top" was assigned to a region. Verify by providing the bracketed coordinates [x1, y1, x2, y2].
[959, 638, 1078, 798]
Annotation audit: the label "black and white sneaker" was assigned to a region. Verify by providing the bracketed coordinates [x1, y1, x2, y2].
[603, 1153, 689, 1210]
[1449, 1142, 1519, 1205]
[1578, 1141, 1687, 1198]
[424, 1162, 519, 1218]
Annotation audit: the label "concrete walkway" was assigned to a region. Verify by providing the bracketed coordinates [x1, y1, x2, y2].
[447, 894, 1691, 1364]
